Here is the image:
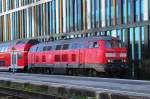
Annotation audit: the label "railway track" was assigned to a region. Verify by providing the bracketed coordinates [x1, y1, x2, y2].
[0, 72, 149, 97]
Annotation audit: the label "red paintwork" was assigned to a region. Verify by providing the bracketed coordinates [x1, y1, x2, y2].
[0, 52, 11, 68]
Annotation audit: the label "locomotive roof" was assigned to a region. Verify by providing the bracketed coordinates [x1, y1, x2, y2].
[64, 36, 116, 42]
[44, 36, 116, 44]
[29, 36, 119, 52]
[32, 36, 117, 48]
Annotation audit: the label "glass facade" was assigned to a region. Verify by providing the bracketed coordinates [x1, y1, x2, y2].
[0, 0, 150, 77]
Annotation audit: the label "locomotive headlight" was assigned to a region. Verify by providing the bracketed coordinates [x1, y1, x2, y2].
[122, 60, 127, 62]
[108, 59, 113, 63]
[105, 53, 116, 57]
[120, 53, 127, 57]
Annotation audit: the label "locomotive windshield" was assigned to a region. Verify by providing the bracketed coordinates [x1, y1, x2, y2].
[105, 40, 121, 48]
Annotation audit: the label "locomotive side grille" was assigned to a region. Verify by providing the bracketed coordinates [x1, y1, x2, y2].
[62, 54, 68, 62]
[42, 55, 46, 62]
[72, 54, 76, 62]
[55, 55, 61, 62]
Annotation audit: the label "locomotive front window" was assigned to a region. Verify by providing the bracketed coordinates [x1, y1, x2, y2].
[105, 40, 121, 48]
[89, 42, 99, 48]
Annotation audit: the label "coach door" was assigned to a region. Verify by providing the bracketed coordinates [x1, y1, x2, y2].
[11, 52, 18, 69]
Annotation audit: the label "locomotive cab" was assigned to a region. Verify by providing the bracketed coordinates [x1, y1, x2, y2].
[104, 38, 128, 75]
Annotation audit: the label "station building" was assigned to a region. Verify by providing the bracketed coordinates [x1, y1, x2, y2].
[0, 0, 150, 79]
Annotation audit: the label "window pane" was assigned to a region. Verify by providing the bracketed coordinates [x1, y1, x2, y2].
[47, 46, 52, 50]
[62, 44, 69, 50]
[56, 45, 62, 50]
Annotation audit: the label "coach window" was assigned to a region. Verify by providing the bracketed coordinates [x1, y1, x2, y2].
[38, 46, 44, 52]
[56, 45, 62, 50]
[62, 44, 69, 50]
[18, 52, 22, 59]
[89, 42, 99, 48]
[3, 47, 6, 52]
[33, 48, 35, 52]
[0, 47, 2, 52]
[5, 47, 8, 52]
[1, 47, 4, 52]
[30, 48, 33, 52]
[32, 47, 36, 52]
[35, 47, 39, 52]
[4, 47, 7, 52]
[1, 47, 3, 52]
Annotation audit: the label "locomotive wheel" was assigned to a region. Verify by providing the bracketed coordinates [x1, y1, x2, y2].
[45, 69, 51, 74]
[49, 68, 54, 75]
[67, 69, 73, 75]
[86, 69, 98, 77]
[92, 70, 97, 77]
[87, 69, 93, 77]
[28, 68, 33, 73]
[73, 69, 78, 76]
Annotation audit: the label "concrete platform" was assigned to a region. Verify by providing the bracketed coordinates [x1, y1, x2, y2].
[0, 72, 149, 99]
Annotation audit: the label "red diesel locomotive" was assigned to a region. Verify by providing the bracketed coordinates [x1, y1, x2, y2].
[0, 36, 128, 76]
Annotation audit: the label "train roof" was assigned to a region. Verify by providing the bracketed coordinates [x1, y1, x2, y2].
[0, 39, 39, 52]
[31, 36, 117, 48]
[39, 36, 118, 45]
[29, 36, 119, 52]
[68, 36, 115, 41]
[0, 41, 17, 47]
[0, 39, 39, 46]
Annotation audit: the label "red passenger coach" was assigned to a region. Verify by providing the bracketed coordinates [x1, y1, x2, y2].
[28, 36, 128, 76]
[0, 39, 39, 71]
[0, 42, 15, 71]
